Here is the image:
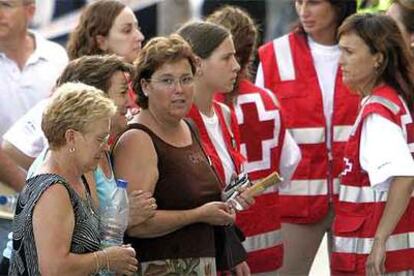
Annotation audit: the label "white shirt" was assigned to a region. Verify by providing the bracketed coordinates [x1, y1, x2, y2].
[201, 111, 236, 186]
[361, 114, 414, 191]
[308, 37, 340, 149]
[3, 99, 49, 158]
[0, 31, 68, 141]
[279, 130, 301, 188]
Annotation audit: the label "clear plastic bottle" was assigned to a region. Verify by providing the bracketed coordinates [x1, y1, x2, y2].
[99, 179, 129, 275]
[0, 194, 18, 214]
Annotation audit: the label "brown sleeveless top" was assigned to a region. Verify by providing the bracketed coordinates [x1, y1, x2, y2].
[124, 121, 222, 261]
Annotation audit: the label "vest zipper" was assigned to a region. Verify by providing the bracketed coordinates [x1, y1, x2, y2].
[327, 151, 333, 203]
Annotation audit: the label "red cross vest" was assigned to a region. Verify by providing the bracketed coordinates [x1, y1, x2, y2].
[216, 79, 284, 273]
[187, 102, 244, 187]
[331, 85, 414, 275]
[258, 32, 360, 223]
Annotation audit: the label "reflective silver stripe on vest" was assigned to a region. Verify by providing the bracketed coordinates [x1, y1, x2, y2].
[243, 229, 282, 252]
[339, 185, 414, 203]
[289, 127, 325, 144]
[333, 125, 353, 142]
[273, 35, 296, 81]
[339, 185, 389, 203]
[387, 270, 414, 276]
[365, 95, 401, 115]
[279, 179, 327, 196]
[333, 232, 414, 254]
[333, 178, 340, 195]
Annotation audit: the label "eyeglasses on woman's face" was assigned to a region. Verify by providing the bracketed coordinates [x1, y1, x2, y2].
[147, 75, 194, 90]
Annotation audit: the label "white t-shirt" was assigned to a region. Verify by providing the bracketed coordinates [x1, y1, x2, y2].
[360, 114, 414, 191]
[308, 37, 340, 149]
[0, 31, 68, 141]
[200, 111, 236, 186]
[279, 130, 301, 188]
[3, 99, 49, 158]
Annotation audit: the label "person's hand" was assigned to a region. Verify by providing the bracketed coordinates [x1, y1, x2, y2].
[366, 238, 386, 276]
[235, 186, 255, 210]
[233, 261, 251, 276]
[196, 201, 235, 226]
[103, 245, 138, 275]
[128, 190, 157, 226]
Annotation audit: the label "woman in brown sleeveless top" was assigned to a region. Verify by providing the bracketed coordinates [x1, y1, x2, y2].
[112, 35, 235, 275]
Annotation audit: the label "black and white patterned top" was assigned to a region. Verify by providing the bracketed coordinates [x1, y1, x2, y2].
[9, 174, 100, 276]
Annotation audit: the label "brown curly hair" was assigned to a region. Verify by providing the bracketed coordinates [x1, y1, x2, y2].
[133, 34, 196, 109]
[206, 6, 257, 79]
[66, 0, 126, 60]
[56, 55, 133, 94]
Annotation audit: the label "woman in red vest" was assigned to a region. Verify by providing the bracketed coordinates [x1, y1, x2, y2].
[177, 22, 254, 275]
[206, 6, 301, 274]
[255, 1, 359, 274]
[332, 13, 414, 275]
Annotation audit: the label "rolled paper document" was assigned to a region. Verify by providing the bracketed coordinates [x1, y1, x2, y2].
[244, 171, 283, 199]
[227, 171, 283, 211]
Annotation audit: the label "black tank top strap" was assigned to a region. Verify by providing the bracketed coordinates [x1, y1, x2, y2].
[81, 175, 91, 196]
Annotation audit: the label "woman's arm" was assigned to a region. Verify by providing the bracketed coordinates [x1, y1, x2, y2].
[33, 184, 100, 275]
[0, 148, 25, 191]
[367, 176, 414, 275]
[33, 183, 138, 275]
[127, 202, 234, 238]
[361, 114, 414, 275]
[112, 129, 234, 238]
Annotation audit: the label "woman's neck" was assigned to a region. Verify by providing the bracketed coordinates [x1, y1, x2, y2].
[358, 79, 384, 97]
[193, 81, 215, 117]
[45, 149, 83, 184]
[308, 29, 337, 46]
[139, 108, 181, 133]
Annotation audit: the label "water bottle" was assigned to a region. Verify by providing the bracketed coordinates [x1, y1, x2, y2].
[99, 179, 129, 275]
[0, 194, 18, 214]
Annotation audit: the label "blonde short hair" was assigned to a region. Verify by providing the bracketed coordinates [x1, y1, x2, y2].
[42, 82, 117, 149]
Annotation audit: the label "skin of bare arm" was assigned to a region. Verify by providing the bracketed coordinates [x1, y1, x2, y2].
[33, 183, 138, 275]
[0, 147, 26, 191]
[366, 176, 414, 276]
[2, 141, 34, 171]
[112, 128, 235, 238]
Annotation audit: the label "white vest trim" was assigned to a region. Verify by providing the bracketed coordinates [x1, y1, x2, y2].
[333, 232, 414, 254]
[289, 127, 325, 145]
[279, 179, 327, 196]
[273, 35, 296, 81]
[242, 229, 282, 252]
[333, 125, 353, 142]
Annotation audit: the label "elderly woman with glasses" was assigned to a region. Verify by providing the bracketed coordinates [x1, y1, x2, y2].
[9, 82, 138, 275]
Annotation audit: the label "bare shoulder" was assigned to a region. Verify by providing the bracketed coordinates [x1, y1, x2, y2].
[113, 128, 156, 159]
[33, 182, 73, 218]
[112, 127, 159, 193]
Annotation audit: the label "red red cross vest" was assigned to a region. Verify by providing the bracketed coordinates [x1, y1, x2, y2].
[258, 32, 360, 223]
[216, 79, 284, 273]
[331, 85, 414, 275]
[187, 101, 244, 186]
